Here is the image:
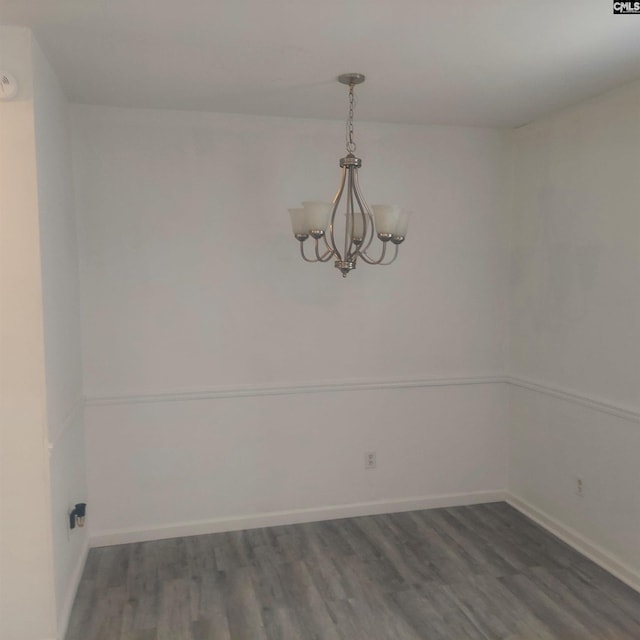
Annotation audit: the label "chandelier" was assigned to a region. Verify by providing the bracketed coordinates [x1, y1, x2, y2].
[288, 73, 409, 278]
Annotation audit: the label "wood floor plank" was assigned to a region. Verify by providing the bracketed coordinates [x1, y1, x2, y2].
[527, 566, 640, 640]
[225, 566, 269, 640]
[65, 503, 640, 639]
[499, 572, 603, 640]
[546, 567, 640, 637]
[275, 560, 342, 640]
[194, 572, 232, 639]
[393, 583, 488, 640]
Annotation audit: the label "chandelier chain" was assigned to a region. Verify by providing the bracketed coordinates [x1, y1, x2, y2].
[346, 83, 357, 153]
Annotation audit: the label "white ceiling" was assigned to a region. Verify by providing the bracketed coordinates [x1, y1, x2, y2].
[2, 0, 640, 127]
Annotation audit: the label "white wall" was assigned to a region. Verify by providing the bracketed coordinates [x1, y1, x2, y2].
[31, 38, 88, 638]
[71, 105, 512, 542]
[0, 27, 57, 640]
[509, 80, 640, 586]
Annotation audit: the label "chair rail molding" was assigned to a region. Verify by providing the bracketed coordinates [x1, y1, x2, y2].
[83, 374, 507, 406]
[83, 374, 639, 425]
[506, 375, 640, 424]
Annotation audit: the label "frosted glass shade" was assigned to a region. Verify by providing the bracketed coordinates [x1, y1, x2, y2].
[392, 210, 409, 237]
[289, 208, 310, 235]
[302, 201, 333, 232]
[371, 205, 400, 235]
[351, 211, 366, 239]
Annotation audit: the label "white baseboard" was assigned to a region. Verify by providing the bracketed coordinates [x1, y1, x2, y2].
[90, 489, 506, 547]
[507, 494, 640, 594]
[57, 535, 90, 640]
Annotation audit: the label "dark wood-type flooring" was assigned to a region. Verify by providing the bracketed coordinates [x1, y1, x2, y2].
[66, 502, 640, 639]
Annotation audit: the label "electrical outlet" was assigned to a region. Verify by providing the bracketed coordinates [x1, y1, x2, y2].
[364, 451, 377, 469]
[575, 476, 584, 497]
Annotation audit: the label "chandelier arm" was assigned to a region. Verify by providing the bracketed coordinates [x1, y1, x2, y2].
[351, 170, 376, 256]
[345, 169, 356, 260]
[314, 237, 334, 262]
[329, 167, 348, 262]
[347, 177, 355, 259]
[300, 238, 333, 263]
[378, 243, 400, 265]
[299, 240, 319, 263]
[321, 232, 334, 255]
[347, 209, 366, 262]
[358, 239, 389, 265]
